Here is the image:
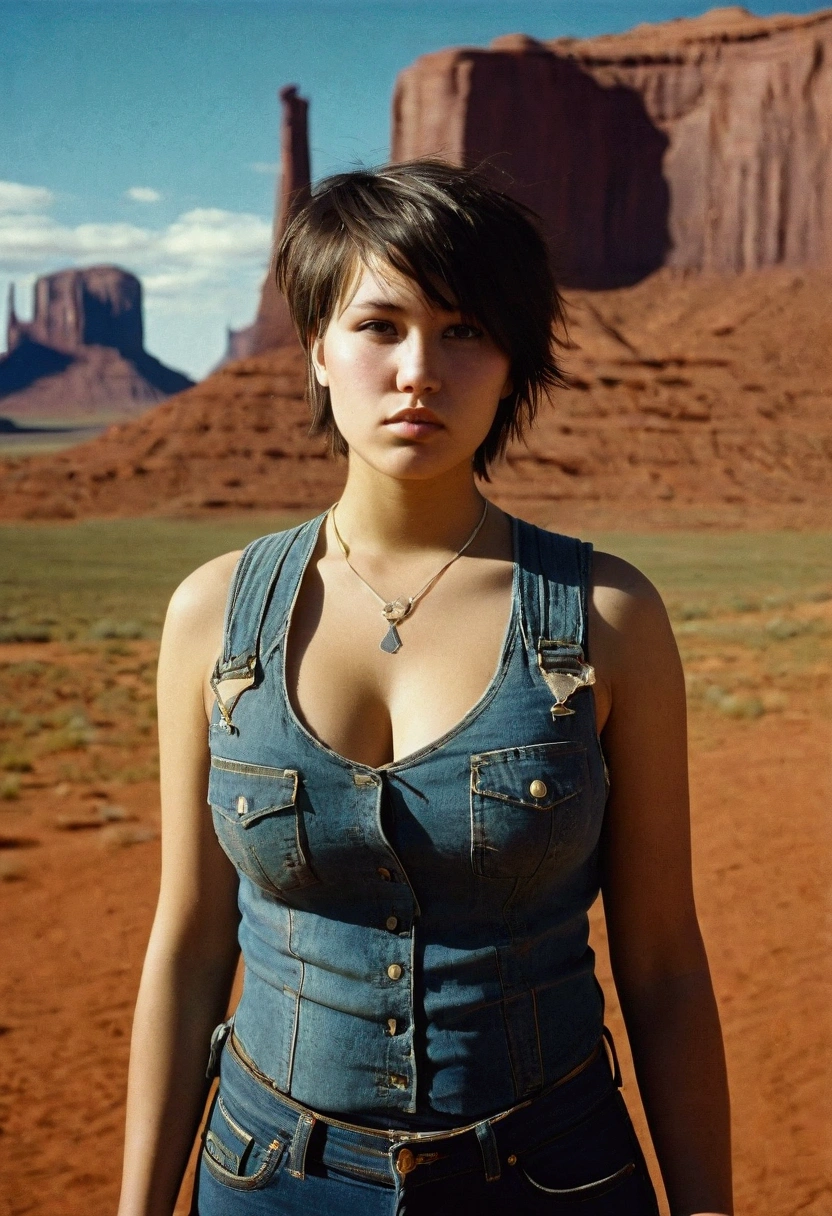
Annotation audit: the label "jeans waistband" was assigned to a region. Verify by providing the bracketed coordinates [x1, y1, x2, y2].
[215, 1024, 621, 1189]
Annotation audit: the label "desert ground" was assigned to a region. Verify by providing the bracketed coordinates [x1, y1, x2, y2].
[0, 518, 829, 1216]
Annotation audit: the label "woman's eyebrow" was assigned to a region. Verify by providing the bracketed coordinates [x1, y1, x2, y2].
[350, 298, 404, 311]
[350, 298, 462, 315]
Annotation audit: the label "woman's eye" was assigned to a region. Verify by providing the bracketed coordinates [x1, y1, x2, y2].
[360, 320, 396, 335]
[445, 323, 483, 340]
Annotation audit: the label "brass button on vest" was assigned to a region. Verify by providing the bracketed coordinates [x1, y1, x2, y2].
[387, 963, 403, 981]
[529, 779, 548, 800]
[385, 915, 399, 931]
[377, 867, 392, 881]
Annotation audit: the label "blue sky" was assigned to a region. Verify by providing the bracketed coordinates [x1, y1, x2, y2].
[0, 0, 823, 378]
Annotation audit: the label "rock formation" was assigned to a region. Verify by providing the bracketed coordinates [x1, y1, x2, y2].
[0, 345, 342, 518]
[392, 7, 832, 285]
[7, 266, 144, 356]
[1, 267, 193, 421]
[1, 267, 829, 528]
[224, 85, 311, 360]
[2, 11, 831, 525]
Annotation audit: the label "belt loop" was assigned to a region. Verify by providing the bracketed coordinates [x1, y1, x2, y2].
[475, 1120, 501, 1183]
[602, 1026, 623, 1089]
[287, 1112, 316, 1180]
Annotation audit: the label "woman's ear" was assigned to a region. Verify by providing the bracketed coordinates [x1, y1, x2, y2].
[310, 332, 329, 387]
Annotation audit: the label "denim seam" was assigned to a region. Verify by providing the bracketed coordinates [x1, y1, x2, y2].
[217, 1094, 255, 1145]
[285, 908, 303, 1093]
[517, 1158, 635, 1199]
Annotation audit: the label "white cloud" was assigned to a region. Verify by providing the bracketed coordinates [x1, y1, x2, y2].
[125, 186, 162, 203]
[0, 205, 270, 270]
[0, 180, 54, 213]
[0, 181, 273, 377]
[249, 162, 278, 174]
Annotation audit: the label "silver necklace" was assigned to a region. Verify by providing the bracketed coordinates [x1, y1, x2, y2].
[330, 499, 489, 654]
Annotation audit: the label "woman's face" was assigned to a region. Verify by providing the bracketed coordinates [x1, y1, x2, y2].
[311, 259, 512, 481]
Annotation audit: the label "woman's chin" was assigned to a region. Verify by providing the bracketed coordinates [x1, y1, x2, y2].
[347, 443, 473, 483]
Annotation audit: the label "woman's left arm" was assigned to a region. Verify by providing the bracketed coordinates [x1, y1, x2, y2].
[591, 553, 732, 1216]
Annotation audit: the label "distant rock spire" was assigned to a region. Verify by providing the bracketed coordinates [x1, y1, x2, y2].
[275, 84, 312, 242]
[6, 283, 22, 354]
[223, 85, 312, 364]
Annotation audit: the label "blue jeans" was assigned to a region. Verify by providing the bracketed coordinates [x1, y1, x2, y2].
[190, 1031, 660, 1215]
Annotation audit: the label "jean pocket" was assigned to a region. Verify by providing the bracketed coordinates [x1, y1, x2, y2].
[511, 1090, 650, 1210]
[518, 1159, 635, 1201]
[208, 755, 319, 896]
[470, 741, 590, 879]
[201, 1092, 285, 1191]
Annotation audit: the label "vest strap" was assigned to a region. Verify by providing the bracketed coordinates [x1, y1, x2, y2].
[211, 512, 327, 729]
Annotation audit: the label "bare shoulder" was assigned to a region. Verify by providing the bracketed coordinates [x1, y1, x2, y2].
[165, 550, 243, 631]
[160, 550, 244, 673]
[591, 550, 664, 620]
[589, 551, 677, 679]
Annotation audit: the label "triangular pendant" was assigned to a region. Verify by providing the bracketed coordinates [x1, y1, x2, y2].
[380, 623, 402, 654]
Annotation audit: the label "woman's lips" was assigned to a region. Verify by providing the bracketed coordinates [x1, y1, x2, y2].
[384, 409, 443, 439]
[385, 418, 443, 439]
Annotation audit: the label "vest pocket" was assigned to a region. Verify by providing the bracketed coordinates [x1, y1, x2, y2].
[208, 756, 319, 895]
[470, 741, 590, 879]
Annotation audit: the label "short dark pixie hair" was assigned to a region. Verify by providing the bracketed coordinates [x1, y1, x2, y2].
[274, 159, 566, 479]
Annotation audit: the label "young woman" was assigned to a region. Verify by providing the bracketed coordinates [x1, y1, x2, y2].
[117, 161, 732, 1216]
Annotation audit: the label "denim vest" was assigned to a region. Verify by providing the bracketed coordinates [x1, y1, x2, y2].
[208, 511, 607, 1127]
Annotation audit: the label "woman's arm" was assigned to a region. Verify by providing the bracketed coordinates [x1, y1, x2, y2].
[591, 553, 732, 1216]
[117, 555, 243, 1216]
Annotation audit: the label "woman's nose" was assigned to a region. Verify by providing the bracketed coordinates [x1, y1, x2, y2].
[395, 334, 441, 396]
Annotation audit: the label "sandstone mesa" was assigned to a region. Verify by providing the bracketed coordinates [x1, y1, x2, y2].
[0, 6, 830, 526]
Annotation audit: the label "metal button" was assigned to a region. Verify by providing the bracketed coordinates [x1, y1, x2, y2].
[387, 963, 403, 981]
[236, 795, 248, 816]
[529, 779, 548, 800]
[395, 1146, 416, 1174]
[507, 1154, 518, 1166]
[385, 916, 399, 932]
[377, 867, 392, 881]
[390, 1075, 409, 1092]
[387, 1017, 398, 1036]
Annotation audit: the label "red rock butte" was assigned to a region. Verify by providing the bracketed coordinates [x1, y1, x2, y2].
[0, 266, 194, 422]
[393, 6, 832, 286]
[0, 8, 831, 526]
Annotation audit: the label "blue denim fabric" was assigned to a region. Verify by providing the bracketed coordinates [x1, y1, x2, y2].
[207, 511, 609, 1125]
[190, 1032, 659, 1215]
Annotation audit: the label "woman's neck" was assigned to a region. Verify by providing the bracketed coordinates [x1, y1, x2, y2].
[333, 457, 486, 557]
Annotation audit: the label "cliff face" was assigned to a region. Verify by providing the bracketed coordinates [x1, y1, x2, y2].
[7, 266, 144, 356]
[1, 268, 830, 528]
[1, 267, 193, 420]
[392, 7, 832, 284]
[224, 85, 311, 360]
